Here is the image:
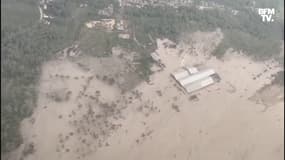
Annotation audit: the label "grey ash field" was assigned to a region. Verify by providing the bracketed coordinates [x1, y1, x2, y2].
[1, 0, 284, 160]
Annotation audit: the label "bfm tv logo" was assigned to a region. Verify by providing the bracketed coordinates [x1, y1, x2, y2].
[258, 8, 275, 22]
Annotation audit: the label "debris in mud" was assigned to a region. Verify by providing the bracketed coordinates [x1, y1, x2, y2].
[22, 143, 35, 157]
[171, 104, 180, 112]
[47, 89, 70, 102]
[29, 117, 35, 124]
[226, 82, 236, 93]
[156, 90, 163, 96]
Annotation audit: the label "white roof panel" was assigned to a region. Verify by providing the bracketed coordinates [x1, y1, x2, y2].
[185, 77, 214, 93]
[172, 70, 190, 80]
[179, 69, 215, 86]
[185, 67, 198, 74]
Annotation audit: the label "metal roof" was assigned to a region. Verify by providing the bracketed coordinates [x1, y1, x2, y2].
[179, 69, 215, 86]
[172, 69, 189, 80]
[185, 67, 198, 74]
[172, 67, 217, 93]
[185, 77, 214, 93]
[172, 67, 199, 80]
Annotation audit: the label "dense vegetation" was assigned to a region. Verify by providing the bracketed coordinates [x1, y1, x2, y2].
[1, 0, 130, 154]
[1, 0, 90, 154]
[1, 0, 39, 27]
[124, 4, 283, 59]
[1, 23, 75, 153]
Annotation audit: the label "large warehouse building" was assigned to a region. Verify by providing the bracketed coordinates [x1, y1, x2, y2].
[172, 66, 219, 93]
